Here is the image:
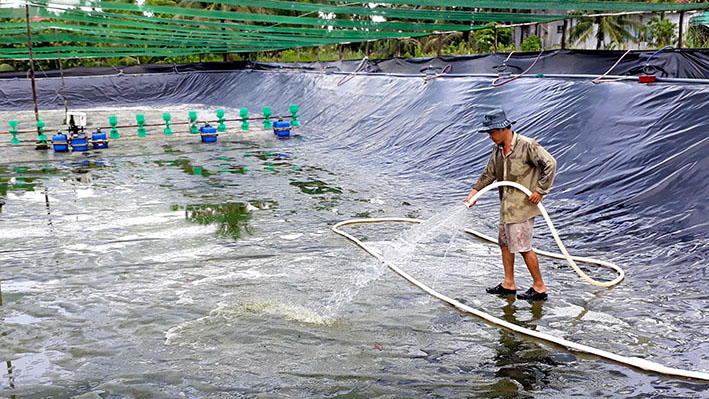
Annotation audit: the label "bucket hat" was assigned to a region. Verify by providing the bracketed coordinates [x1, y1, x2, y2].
[477, 109, 516, 132]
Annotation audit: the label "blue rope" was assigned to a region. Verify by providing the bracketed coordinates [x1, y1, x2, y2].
[646, 45, 673, 64]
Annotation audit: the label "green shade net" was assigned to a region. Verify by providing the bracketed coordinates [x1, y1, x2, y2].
[1, 0, 707, 60]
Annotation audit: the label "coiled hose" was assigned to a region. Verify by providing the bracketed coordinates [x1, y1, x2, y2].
[332, 181, 709, 380]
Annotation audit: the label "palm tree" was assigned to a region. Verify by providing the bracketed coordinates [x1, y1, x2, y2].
[396, 37, 424, 57]
[421, 32, 463, 56]
[568, 15, 642, 49]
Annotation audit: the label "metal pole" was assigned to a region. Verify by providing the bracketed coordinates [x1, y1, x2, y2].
[678, 12, 684, 49]
[25, 3, 40, 128]
[55, 29, 68, 122]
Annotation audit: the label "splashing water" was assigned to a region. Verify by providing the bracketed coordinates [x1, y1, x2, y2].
[382, 204, 471, 283]
[321, 255, 386, 317]
[324, 205, 472, 317]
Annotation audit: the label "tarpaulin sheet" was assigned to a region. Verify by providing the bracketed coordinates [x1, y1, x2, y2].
[255, 49, 709, 78]
[2, 49, 709, 79]
[0, 54, 707, 263]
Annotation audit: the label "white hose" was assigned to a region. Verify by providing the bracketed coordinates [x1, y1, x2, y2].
[466, 181, 624, 287]
[331, 182, 709, 381]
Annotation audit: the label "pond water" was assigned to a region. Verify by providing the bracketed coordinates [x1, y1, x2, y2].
[1, 98, 707, 398]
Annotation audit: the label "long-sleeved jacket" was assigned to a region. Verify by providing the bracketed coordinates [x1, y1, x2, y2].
[473, 132, 557, 224]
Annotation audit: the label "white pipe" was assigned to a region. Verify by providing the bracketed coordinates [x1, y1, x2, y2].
[466, 181, 624, 287]
[331, 181, 709, 381]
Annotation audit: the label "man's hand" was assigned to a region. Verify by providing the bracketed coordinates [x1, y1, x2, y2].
[529, 191, 543, 204]
[465, 189, 479, 207]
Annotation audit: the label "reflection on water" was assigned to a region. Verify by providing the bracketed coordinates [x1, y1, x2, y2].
[69, 159, 105, 171]
[216, 156, 248, 174]
[183, 201, 274, 240]
[0, 165, 59, 196]
[244, 150, 290, 161]
[185, 202, 253, 239]
[1, 277, 10, 397]
[5, 361, 15, 395]
[244, 150, 296, 173]
[487, 298, 557, 396]
[290, 180, 342, 195]
[153, 158, 211, 176]
[161, 144, 183, 154]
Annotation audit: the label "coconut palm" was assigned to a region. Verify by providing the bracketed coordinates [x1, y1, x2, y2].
[568, 15, 642, 49]
[421, 32, 463, 56]
[394, 37, 424, 57]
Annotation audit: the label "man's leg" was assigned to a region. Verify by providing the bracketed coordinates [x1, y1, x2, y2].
[487, 224, 517, 294]
[520, 250, 546, 293]
[501, 246, 516, 290]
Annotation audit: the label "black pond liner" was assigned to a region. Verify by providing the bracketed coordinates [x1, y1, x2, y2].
[1, 49, 707, 262]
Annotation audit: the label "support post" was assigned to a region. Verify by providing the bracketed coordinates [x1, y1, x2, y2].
[494, 26, 498, 53]
[55, 29, 68, 121]
[25, 4, 40, 134]
[561, 19, 567, 50]
[678, 12, 684, 49]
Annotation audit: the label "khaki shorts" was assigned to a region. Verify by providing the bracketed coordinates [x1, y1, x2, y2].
[498, 217, 535, 254]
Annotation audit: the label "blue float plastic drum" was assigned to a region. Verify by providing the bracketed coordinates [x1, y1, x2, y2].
[92, 131, 108, 149]
[199, 125, 218, 143]
[52, 133, 69, 152]
[71, 133, 89, 151]
[273, 121, 291, 137]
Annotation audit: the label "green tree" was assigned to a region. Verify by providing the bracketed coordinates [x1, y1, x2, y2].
[471, 27, 495, 53]
[520, 35, 541, 51]
[421, 32, 463, 57]
[398, 37, 424, 58]
[568, 15, 641, 49]
[647, 16, 677, 47]
[686, 25, 709, 48]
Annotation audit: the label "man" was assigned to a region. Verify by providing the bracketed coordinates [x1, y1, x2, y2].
[465, 109, 557, 301]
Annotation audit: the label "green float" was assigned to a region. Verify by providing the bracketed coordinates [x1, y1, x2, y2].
[289, 104, 300, 127]
[9, 120, 19, 145]
[189, 111, 199, 134]
[216, 109, 226, 133]
[136, 114, 147, 137]
[262, 107, 273, 129]
[37, 118, 47, 143]
[163, 112, 173, 136]
[240, 108, 249, 131]
[109, 115, 120, 139]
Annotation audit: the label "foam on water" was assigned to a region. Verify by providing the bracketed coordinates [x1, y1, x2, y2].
[165, 301, 336, 348]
